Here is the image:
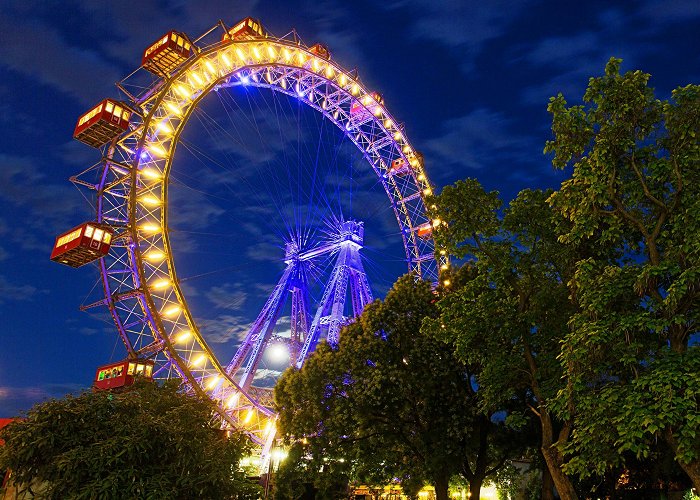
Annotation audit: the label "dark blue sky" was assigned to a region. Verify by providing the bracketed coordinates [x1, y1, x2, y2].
[1, 0, 698, 416]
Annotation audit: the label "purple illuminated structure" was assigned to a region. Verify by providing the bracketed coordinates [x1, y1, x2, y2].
[226, 219, 373, 389]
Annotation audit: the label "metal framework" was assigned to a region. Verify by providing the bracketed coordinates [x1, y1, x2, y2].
[71, 19, 447, 451]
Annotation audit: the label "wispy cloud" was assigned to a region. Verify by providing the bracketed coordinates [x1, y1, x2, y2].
[384, 0, 530, 72]
[0, 383, 85, 417]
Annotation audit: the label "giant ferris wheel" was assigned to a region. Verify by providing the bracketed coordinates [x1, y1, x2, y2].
[51, 17, 447, 462]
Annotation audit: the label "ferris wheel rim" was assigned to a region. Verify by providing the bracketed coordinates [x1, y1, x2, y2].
[94, 29, 444, 445]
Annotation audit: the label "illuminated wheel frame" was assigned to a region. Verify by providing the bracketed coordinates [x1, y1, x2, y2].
[78, 22, 446, 447]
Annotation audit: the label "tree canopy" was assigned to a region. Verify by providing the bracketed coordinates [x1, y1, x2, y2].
[275, 275, 520, 500]
[546, 58, 700, 488]
[0, 381, 260, 500]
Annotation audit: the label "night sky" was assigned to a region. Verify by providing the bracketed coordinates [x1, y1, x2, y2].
[1, 0, 698, 416]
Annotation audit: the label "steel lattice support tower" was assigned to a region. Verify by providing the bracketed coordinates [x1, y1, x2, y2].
[226, 220, 373, 391]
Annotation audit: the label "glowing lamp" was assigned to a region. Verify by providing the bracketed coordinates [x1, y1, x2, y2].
[176, 330, 192, 343]
[163, 305, 181, 317]
[145, 250, 165, 261]
[151, 279, 170, 289]
[191, 354, 206, 367]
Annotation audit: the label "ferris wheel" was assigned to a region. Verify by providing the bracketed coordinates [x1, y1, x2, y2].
[51, 17, 447, 461]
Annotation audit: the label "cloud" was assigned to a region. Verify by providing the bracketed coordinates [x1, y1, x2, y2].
[0, 10, 122, 105]
[198, 314, 252, 344]
[384, 0, 530, 72]
[0, 154, 85, 252]
[0, 275, 45, 304]
[639, 0, 700, 23]
[424, 107, 536, 174]
[0, 383, 86, 417]
[206, 283, 248, 310]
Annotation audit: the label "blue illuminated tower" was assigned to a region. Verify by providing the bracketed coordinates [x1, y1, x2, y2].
[225, 219, 373, 390]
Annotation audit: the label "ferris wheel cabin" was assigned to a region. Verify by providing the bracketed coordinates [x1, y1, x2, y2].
[224, 17, 266, 41]
[142, 31, 194, 78]
[73, 99, 131, 148]
[309, 43, 331, 59]
[50, 222, 114, 268]
[416, 222, 433, 239]
[93, 359, 154, 391]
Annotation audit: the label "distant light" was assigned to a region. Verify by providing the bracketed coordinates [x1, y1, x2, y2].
[240, 74, 250, 84]
[175, 330, 192, 343]
[267, 344, 289, 363]
[163, 305, 181, 317]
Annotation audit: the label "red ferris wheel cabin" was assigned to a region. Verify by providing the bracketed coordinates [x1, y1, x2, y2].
[142, 31, 194, 77]
[93, 359, 154, 391]
[224, 17, 266, 41]
[73, 99, 131, 148]
[309, 43, 331, 59]
[50, 222, 114, 268]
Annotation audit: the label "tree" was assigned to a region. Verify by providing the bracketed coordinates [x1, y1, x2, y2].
[545, 58, 700, 488]
[0, 380, 260, 499]
[275, 276, 517, 500]
[424, 182, 599, 499]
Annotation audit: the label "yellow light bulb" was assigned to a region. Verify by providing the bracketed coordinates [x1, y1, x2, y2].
[140, 223, 161, 233]
[190, 72, 203, 85]
[243, 409, 254, 424]
[252, 46, 261, 60]
[156, 120, 172, 134]
[176, 330, 192, 343]
[267, 45, 276, 59]
[222, 53, 232, 67]
[175, 85, 190, 99]
[139, 195, 160, 206]
[205, 60, 216, 75]
[207, 375, 221, 389]
[163, 305, 181, 317]
[283, 48, 292, 61]
[148, 144, 168, 158]
[151, 279, 170, 289]
[236, 48, 246, 61]
[191, 354, 206, 367]
[166, 102, 181, 115]
[325, 66, 334, 78]
[145, 250, 165, 261]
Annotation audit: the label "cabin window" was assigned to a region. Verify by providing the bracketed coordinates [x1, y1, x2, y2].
[105, 102, 114, 114]
[102, 232, 112, 244]
[184, 42, 190, 51]
[113, 105, 122, 117]
[93, 228, 104, 242]
[84, 225, 94, 238]
[177, 36, 183, 47]
[127, 362, 136, 375]
[122, 110, 130, 121]
[171, 32, 177, 41]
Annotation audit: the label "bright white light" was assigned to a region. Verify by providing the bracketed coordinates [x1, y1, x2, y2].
[266, 344, 289, 363]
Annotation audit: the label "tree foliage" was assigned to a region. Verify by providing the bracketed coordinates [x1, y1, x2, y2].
[275, 276, 518, 500]
[0, 381, 259, 500]
[425, 183, 588, 499]
[545, 57, 700, 488]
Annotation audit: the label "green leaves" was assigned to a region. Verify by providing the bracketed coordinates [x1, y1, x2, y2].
[0, 381, 260, 499]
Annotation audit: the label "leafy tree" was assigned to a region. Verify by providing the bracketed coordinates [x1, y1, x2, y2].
[0, 380, 260, 499]
[545, 57, 700, 488]
[425, 182, 600, 499]
[275, 276, 517, 500]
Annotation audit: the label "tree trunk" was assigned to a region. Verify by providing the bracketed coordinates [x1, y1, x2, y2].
[542, 461, 555, 500]
[433, 472, 449, 500]
[540, 410, 578, 500]
[469, 476, 483, 500]
[665, 428, 700, 491]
